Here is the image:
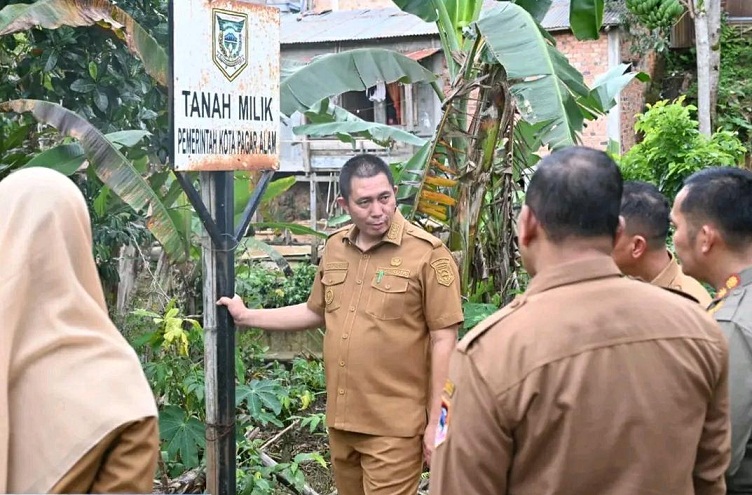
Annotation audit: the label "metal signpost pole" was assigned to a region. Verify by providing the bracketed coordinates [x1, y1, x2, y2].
[170, 1, 280, 493]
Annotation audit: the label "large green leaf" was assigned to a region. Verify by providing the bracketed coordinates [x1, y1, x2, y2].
[294, 121, 427, 147]
[20, 130, 152, 175]
[583, 63, 650, 114]
[512, 0, 553, 22]
[0, 99, 187, 261]
[295, 97, 428, 146]
[23, 143, 86, 175]
[0, 0, 167, 86]
[569, 0, 604, 41]
[391, 0, 438, 22]
[236, 379, 283, 416]
[280, 48, 437, 116]
[478, 4, 583, 150]
[159, 405, 205, 469]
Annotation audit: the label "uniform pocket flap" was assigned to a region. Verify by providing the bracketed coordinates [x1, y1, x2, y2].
[371, 275, 409, 293]
[322, 270, 348, 286]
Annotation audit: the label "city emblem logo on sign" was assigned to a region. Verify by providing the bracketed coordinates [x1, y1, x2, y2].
[212, 9, 248, 81]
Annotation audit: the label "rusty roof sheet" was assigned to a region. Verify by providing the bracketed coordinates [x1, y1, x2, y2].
[281, 8, 438, 44]
[281, 0, 624, 45]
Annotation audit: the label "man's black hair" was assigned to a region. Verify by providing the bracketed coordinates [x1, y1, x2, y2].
[339, 154, 395, 201]
[620, 180, 670, 250]
[681, 167, 752, 250]
[525, 146, 623, 243]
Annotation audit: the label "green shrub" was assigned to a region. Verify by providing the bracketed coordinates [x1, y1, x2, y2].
[619, 97, 746, 199]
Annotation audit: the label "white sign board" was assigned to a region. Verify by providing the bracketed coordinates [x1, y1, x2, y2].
[171, 0, 280, 171]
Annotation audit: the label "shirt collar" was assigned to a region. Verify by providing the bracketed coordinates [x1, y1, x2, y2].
[344, 209, 406, 247]
[525, 256, 623, 297]
[651, 251, 680, 287]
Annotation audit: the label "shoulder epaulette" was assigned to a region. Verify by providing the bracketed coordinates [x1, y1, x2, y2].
[327, 225, 351, 239]
[457, 296, 527, 352]
[405, 224, 443, 248]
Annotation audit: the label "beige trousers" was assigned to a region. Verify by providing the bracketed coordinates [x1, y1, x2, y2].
[328, 427, 424, 495]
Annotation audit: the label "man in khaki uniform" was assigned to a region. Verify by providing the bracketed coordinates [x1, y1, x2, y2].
[430, 147, 730, 495]
[613, 180, 711, 306]
[220, 154, 463, 495]
[672, 167, 752, 493]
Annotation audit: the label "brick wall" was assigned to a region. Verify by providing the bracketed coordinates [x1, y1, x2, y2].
[553, 31, 611, 150]
[620, 36, 659, 150]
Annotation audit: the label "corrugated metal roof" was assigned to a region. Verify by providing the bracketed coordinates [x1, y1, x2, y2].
[281, 0, 624, 45]
[536, 0, 624, 31]
[281, 8, 438, 44]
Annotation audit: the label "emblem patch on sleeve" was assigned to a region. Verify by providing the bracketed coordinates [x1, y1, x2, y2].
[435, 397, 451, 448]
[325, 288, 334, 306]
[431, 258, 455, 287]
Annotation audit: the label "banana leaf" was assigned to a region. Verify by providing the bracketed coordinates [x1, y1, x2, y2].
[478, 3, 584, 150]
[280, 48, 437, 117]
[0, 0, 167, 86]
[294, 121, 427, 147]
[0, 99, 187, 261]
[569, 0, 604, 41]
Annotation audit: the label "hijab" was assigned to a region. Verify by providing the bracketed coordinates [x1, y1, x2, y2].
[0, 168, 157, 493]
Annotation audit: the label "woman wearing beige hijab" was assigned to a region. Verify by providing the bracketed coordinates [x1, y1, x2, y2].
[0, 168, 159, 493]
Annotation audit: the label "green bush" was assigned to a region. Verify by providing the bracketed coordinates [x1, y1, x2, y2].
[717, 24, 752, 155]
[619, 97, 746, 199]
[236, 263, 317, 309]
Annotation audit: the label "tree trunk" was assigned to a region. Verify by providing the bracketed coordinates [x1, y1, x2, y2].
[707, 0, 722, 125]
[694, 7, 712, 136]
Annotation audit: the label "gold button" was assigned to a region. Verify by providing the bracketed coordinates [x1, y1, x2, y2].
[338, 389, 345, 395]
[349, 306, 355, 312]
[339, 361, 345, 367]
[356, 280, 362, 285]
[342, 334, 349, 339]
[385, 284, 391, 289]
[363, 255, 370, 260]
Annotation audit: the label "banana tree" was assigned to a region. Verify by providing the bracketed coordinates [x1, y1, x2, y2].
[285, 0, 645, 298]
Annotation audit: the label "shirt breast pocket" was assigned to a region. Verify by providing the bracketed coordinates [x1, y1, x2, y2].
[366, 273, 410, 320]
[322, 270, 348, 312]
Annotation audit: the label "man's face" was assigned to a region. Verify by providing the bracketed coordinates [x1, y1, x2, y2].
[671, 188, 702, 279]
[339, 173, 397, 242]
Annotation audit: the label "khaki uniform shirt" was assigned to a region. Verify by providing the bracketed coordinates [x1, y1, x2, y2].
[307, 211, 463, 437]
[652, 252, 713, 307]
[709, 266, 752, 494]
[431, 257, 730, 495]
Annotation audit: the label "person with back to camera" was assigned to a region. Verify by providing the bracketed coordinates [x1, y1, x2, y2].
[430, 146, 730, 495]
[0, 168, 159, 493]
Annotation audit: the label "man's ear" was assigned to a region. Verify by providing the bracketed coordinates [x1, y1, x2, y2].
[632, 235, 648, 258]
[518, 205, 538, 247]
[336, 196, 348, 212]
[699, 224, 718, 254]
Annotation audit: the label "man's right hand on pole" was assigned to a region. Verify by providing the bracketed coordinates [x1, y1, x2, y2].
[217, 294, 250, 326]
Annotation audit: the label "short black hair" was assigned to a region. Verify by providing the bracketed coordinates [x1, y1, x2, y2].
[525, 146, 622, 243]
[681, 167, 752, 250]
[620, 181, 670, 250]
[339, 154, 395, 201]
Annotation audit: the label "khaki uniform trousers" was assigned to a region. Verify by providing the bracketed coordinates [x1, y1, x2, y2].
[50, 416, 159, 494]
[329, 427, 423, 495]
